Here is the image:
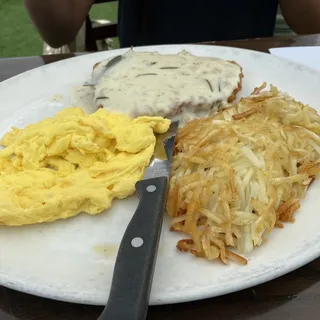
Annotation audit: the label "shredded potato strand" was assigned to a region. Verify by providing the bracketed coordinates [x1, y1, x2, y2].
[168, 84, 320, 265]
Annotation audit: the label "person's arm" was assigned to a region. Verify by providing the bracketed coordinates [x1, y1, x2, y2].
[25, 0, 94, 48]
[280, 0, 320, 34]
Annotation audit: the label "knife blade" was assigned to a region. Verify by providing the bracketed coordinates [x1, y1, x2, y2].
[98, 121, 179, 320]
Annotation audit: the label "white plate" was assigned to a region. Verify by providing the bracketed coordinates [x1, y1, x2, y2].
[1, 45, 320, 306]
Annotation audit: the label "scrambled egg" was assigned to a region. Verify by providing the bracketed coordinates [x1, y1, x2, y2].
[0, 107, 170, 226]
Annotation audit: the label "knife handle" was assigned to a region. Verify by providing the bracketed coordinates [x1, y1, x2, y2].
[98, 176, 168, 320]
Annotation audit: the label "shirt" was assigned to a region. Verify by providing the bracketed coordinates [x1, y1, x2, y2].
[118, 0, 279, 47]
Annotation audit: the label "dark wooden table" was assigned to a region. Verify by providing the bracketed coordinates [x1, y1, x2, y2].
[1, 34, 320, 320]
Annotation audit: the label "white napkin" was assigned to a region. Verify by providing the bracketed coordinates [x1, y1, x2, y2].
[269, 46, 320, 71]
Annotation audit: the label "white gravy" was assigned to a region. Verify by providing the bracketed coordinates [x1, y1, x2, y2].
[73, 50, 242, 126]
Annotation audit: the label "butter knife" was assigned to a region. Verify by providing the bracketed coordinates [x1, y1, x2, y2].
[98, 121, 179, 320]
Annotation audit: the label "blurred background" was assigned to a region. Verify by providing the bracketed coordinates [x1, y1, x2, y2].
[0, 1, 293, 58]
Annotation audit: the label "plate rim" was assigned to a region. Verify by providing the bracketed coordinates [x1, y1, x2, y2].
[2, 43, 320, 89]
